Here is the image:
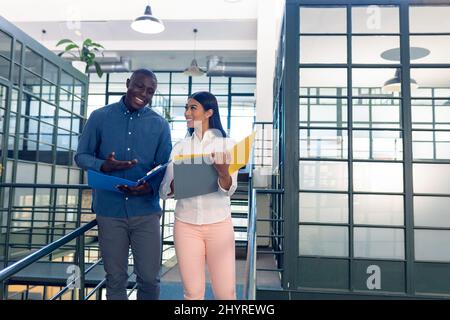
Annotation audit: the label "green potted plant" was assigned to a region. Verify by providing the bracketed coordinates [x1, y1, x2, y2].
[56, 38, 104, 77]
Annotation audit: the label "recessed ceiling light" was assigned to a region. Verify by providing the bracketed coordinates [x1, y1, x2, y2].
[381, 47, 430, 61]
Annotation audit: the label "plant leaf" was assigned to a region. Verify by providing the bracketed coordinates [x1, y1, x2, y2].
[94, 61, 103, 78]
[83, 38, 93, 46]
[56, 39, 74, 46]
[64, 44, 79, 52]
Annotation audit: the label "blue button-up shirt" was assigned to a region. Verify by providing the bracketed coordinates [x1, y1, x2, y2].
[75, 96, 172, 217]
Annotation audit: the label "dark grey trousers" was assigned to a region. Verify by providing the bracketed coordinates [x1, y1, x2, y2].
[96, 214, 161, 300]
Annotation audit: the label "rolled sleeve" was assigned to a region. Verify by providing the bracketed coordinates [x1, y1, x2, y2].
[218, 170, 238, 196]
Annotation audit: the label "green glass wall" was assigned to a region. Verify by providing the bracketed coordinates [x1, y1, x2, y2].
[279, 0, 450, 298]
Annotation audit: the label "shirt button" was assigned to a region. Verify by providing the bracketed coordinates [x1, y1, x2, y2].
[125, 197, 128, 200]
[127, 148, 130, 151]
[130, 117, 133, 120]
[128, 132, 131, 135]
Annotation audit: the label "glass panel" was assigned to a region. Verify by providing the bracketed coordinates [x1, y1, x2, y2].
[19, 117, 39, 138]
[229, 95, 255, 142]
[58, 109, 72, 131]
[415, 230, 450, 262]
[40, 101, 55, 125]
[353, 130, 403, 160]
[14, 41, 22, 63]
[299, 129, 348, 159]
[153, 72, 170, 83]
[300, 98, 348, 128]
[210, 83, 228, 95]
[43, 60, 58, 83]
[57, 129, 71, 148]
[74, 79, 84, 97]
[299, 193, 348, 223]
[410, 68, 450, 98]
[299, 160, 348, 191]
[0, 84, 7, 109]
[38, 142, 53, 164]
[411, 99, 450, 130]
[414, 196, 450, 228]
[24, 47, 42, 75]
[108, 73, 128, 83]
[299, 225, 348, 257]
[230, 83, 255, 94]
[0, 30, 12, 58]
[39, 123, 54, 144]
[60, 71, 74, 93]
[410, 6, 450, 33]
[73, 96, 82, 115]
[352, 68, 401, 97]
[354, 194, 404, 225]
[72, 116, 81, 134]
[12, 63, 20, 86]
[35, 189, 51, 207]
[413, 164, 450, 194]
[413, 131, 450, 160]
[42, 80, 57, 103]
[69, 169, 81, 184]
[23, 70, 41, 96]
[70, 132, 78, 151]
[59, 90, 72, 111]
[36, 164, 52, 184]
[354, 228, 404, 259]
[410, 36, 450, 64]
[352, 36, 399, 64]
[6, 160, 13, 182]
[0, 110, 4, 134]
[299, 68, 347, 93]
[9, 114, 16, 135]
[0, 55, 11, 80]
[352, 6, 399, 34]
[18, 138, 37, 161]
[16, 162, 35, 183]
[171, 83, 189, 95]
[299, 36, 347, 64]
[14, 188, 34, 206]
[55, 167, 68, 184]
[353, 162, 403, 193]
[299, 7, 346, 34]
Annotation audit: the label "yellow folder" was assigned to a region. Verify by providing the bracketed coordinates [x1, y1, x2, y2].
[173, 131, 256, 175]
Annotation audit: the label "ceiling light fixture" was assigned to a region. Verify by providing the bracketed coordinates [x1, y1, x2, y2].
[131, 3, 164, 34]
[184, 28, 205, 77]
[382, 68, 418, 93]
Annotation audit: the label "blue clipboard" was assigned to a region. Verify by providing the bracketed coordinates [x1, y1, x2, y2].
[87, 162, 169, 193]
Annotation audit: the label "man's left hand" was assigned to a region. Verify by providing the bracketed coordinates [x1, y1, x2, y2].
[116, 182, 153, 196]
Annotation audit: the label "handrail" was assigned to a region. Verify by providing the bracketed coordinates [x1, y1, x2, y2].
[0, 219, 98, 283]
[244, 188, 283, 300]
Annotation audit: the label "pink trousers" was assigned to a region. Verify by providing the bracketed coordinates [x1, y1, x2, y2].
[173, 217, 236, 300]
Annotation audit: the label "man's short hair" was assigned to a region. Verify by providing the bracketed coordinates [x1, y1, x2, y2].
[130, 68, 157, 83]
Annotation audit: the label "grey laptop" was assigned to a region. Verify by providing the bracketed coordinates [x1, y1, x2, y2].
[173, 160, 219, 200]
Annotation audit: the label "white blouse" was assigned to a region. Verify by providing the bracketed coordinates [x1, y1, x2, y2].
[159, 130, 238, 225]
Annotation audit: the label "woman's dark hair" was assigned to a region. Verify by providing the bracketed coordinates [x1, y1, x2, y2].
[187, 91, 227, 137]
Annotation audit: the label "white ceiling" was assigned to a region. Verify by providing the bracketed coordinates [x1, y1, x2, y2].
[2, 0, 260, 70]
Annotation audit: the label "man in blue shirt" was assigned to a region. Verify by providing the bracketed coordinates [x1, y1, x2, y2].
[75, 69, 172, 300]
